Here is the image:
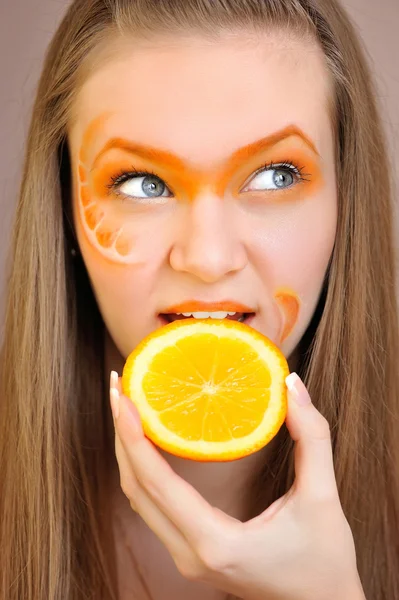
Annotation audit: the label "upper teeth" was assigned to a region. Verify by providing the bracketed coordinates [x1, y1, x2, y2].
[178, 311, 237, 319]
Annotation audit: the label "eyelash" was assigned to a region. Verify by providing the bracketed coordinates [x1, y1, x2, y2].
[248, 160, 311, 187]
[107, 167, 162, 194]
[106, 160, 311, 196]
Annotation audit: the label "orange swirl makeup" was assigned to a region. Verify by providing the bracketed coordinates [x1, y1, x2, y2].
[77, 114, 324, 263]
[274, 288, 301, 344]
[77, 114, 136, 260]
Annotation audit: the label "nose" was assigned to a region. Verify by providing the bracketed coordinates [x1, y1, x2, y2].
[169, 193, 248, 283]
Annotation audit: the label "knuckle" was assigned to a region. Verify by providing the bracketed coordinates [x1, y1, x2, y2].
[134, 466, 156, 492]
[136, 465, 172, 502]
[120, 480, 130, 499]
[196, 536, 236, 575]
[299, 479, 336, 509]
[177, 519, 240, 584]
[175, 557, 205, 582]
[137, 471, 155, 494]
[173, 552, 206, 581]
[119, 474, 137, 500]
[315, 413, 331, 440]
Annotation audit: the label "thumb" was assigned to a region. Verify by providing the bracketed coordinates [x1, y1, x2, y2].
[285, 373, 339, 502]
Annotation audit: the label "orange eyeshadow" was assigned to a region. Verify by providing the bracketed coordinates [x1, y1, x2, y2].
[91, 157, 140, 198]
[217, 149, 323, 200]
[80, 118, 324, 207]
[89, 149, 322, 206]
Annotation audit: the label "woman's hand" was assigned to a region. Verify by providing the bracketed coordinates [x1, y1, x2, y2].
[109, 371, 365, 600]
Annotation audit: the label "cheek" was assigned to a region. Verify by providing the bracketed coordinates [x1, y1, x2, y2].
[73, 197, 168, 355]
[274, 222, 334, 287]
[80, 255, 160, 356]
[252, 200, 336, 282]
[76, 160, 158, 264]
[253, 198, 337, 344]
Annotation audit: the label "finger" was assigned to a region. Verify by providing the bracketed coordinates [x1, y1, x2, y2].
[111, 384, 232, 547]
[110, 370, 122, 395]
[285, 372, 339, 502]
[114, 429, 192, 561]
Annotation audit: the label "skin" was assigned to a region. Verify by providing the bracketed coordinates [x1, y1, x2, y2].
[69, 33, 336, 362]
[77, 116, 308, 341]
[111, 374, 365, 600]
[68, 31, 349, 599]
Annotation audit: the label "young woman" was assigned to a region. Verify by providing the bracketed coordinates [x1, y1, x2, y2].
[1, 0, 398, 599]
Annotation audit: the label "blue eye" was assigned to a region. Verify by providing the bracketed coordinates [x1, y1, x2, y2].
[249, 168, 294, 190]
[107, 160, 309, 203]
[243, 161, 308, 192]
[108, 170, 172, 202]
[120, 174, 171, 199]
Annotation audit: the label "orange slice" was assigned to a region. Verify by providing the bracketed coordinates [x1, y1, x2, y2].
[122, 318, 289, 461]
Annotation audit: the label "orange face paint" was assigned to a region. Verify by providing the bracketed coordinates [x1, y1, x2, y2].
[77, 113, 137, 264]
[91, 123, 323, 203]
[80, 186, 92, 208]
[78, 112, 111, 165]
[274, 289, 301, 344]
[77, 114, 324, 263]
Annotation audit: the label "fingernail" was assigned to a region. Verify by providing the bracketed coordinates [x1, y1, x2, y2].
[286, 372, 300, 395]
[110, 387, 120, 420]
[110, 370, 119, 390]
[286, 372, 311, 406]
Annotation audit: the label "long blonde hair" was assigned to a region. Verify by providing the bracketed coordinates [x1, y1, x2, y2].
[1, 1, 398, 598]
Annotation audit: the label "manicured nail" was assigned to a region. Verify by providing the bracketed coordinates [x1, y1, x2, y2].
[110, 370, 119, 390]
[110, 387, 120, 420]
[286, 372, 300, 395]
[286, 372, 311, 406]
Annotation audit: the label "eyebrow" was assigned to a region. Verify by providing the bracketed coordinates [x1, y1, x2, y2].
[91, 124, 320, 171]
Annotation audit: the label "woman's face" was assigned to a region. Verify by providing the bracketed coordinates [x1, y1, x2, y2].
[68, 31, 337, 361]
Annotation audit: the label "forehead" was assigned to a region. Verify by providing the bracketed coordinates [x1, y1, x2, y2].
[70, 32, 334, 164]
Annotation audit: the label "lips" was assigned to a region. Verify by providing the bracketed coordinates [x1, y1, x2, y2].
[160, 300, 255, 313]
[160, 312, 252, 323]
[158, 299, 256, 327]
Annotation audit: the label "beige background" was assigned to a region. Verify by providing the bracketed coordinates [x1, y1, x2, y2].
[0, 0, 398, 324]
